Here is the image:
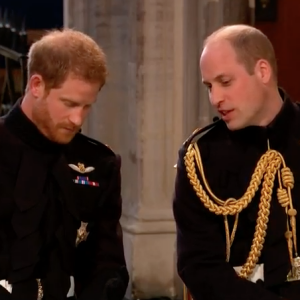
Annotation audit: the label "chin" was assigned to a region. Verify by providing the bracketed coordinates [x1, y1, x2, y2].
[56, 139, 73, 145]
[225, 120, 244, 131]
[53, 133, 75, 144]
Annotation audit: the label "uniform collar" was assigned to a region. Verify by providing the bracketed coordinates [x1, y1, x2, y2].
[3, 99, 65, 153]
[230, 88, 299, 151]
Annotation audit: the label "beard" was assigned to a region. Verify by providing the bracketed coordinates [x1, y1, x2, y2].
[32, 98, 79, 144]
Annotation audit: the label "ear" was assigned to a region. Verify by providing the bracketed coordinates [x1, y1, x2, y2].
[28, 74, 46, 98]
[255, 59, 272, 84]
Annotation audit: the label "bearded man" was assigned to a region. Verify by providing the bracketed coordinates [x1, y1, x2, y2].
[0, 28, 129, 300]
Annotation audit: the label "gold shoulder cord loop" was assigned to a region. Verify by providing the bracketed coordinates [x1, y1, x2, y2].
[184, 140, 299, 281]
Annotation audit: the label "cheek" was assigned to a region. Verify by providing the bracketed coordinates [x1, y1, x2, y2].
[231, 80, 252, 107]
[46, 98, 68, 123]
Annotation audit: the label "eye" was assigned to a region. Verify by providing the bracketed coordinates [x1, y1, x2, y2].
[205, 83, 212, 91]
[63, 100, 77, 108]
[221, 80, 231, 86]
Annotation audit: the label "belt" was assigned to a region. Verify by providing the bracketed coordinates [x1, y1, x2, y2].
[0, 276, 75, 299]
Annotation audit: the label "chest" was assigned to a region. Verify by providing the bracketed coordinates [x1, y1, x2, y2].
[0, 149, 111, 224]
[66, 160, 111, 220]
[200, 138, 300, 240]
[202, 138, 300, 201]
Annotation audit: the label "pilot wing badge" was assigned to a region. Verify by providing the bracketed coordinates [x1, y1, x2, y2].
[68, 162, 95, 174]
[69, 163, 99, 187]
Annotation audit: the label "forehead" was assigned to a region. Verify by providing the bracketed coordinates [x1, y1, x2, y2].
[60, 76, 99, 93]
[200, 40, 243, 79]
[49, 76, 100, 104]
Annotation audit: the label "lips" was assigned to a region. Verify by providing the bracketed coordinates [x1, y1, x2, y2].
[62, 127, 77, 133]
[218, 109, 234, 121]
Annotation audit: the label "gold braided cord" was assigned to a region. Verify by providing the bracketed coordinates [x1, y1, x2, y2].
[184, 142, 298, 280]
[224, 214, 239, 262]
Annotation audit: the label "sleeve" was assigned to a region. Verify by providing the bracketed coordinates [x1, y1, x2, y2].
[173, 147, 283, 300]
[77, 154, 129, 300]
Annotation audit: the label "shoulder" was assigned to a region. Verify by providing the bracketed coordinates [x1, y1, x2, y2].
[175, 118, 228, 169]
[68, 133, 117, 159]
[182, 118, 227, 150]
[0, 116, 18, 145]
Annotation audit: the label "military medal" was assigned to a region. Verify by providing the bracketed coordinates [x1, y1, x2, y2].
[76, 222, 89, 246]
[73, 176, 99, 186]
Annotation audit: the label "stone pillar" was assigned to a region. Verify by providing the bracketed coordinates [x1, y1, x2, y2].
[64, 0, 187, 298]
[64, 0, 252, 299]
[119, 1, 186, 298]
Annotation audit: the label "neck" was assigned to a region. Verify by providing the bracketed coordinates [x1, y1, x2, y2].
[20, 93, 35, 122]
[256, 88, 283, 127]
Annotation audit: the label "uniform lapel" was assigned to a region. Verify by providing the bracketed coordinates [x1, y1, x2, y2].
[13, 148, 48, 212]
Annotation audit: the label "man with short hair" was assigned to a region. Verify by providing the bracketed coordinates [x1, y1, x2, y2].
[173, 24, 300, 300]
[0, 29, 129, 300]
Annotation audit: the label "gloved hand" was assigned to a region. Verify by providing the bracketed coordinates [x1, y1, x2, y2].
[77, 266, 129, 300]
[104, 266, 129, 300]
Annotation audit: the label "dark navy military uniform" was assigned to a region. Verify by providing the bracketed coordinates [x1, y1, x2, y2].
[0, 100, 129, 300]
[173, 89, 300, 300]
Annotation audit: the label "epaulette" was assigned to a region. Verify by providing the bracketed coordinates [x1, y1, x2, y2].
[173, 118, 221, 169]
[183, 117, 222, 148]
[77, 133, 116, 156]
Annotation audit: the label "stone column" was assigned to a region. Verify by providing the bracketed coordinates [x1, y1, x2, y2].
[64, 0, 187, 298]
[64, 0, 252, 299]
[119, 1, 186, 298]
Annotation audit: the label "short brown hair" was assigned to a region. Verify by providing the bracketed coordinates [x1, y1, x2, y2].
[204, 24, 277, 80]
[27, 28, 108, 89]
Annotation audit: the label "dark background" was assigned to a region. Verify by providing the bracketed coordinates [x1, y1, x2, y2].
[0, 0, 63, 29]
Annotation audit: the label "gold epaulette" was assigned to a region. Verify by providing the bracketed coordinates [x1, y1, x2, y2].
[173, 119, 221, 169]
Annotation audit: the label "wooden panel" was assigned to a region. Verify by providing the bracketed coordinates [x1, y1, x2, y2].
[255, 0, 300, 101]
[27, 30, 46, 44]
[0, 30, 46, 90]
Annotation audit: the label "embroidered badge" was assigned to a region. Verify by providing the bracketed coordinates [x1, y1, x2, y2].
[73, 176, 99, 187]
[68, 162, 95, 174]
[76, 221, 89, 246]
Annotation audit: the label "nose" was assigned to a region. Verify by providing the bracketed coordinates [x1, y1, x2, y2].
[68, 108, 85, 127]
[209, 86, 224, 108]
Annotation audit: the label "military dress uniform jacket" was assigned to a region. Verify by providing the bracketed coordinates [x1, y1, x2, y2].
[173, 90, 300, 300]
[0, 101, 129, 300]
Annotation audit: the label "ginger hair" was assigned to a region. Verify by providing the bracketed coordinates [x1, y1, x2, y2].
[27, 28, 108, 90]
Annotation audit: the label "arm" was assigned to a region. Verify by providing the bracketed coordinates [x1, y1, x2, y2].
[77, 154, 129, 300]
[173, 148, 283, 300]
